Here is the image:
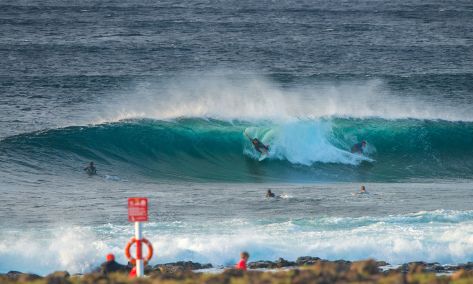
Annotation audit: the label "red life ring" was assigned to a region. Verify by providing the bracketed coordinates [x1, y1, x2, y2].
[124, 237, 154, 265]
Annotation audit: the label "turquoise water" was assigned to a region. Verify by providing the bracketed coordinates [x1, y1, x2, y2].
[2, 118, 473, 183]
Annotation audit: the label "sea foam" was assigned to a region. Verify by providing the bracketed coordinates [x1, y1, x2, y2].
[1, 210, 473, 275]
[95, 74, 473, 124]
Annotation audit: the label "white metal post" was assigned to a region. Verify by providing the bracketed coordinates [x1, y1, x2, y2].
[135, 221, 144, 277]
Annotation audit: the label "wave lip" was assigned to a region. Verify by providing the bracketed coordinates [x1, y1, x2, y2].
[95, 76, 473, 124]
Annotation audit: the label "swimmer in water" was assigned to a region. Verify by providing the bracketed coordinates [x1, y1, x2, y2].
[359, 185, 367, 194]
[351, 140, 367, 154]
[84, 161, 97, 176]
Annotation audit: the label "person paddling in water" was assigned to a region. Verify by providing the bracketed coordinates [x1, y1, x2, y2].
[84, 161, 97, 176]
[351, 140, 367, 154]
[266, 189, 275, 198]
[245, 133, 269, 154]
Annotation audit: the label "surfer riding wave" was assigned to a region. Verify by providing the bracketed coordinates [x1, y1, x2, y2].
[245, 132, 270, 155]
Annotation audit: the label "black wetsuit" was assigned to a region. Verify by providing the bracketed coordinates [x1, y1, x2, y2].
[252, 139, 269, 154]
[99, 260, 128, 275]
[84, 165, 97, 175]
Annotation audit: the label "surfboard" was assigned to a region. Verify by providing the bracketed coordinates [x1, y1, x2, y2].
[258, 153, 268, 161]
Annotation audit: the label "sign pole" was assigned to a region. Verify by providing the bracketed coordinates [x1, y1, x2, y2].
[127, 197, 149, 277]
[135, 221, 144, 277]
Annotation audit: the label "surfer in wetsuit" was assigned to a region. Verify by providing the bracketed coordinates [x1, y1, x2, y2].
[266, 189, 275, 198]
[351, 140, 367, 154]
[84, 161, 97, 176]
[245, 133, 269, 154]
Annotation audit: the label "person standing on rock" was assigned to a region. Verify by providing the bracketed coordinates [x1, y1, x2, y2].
[235, 251, 250, 271]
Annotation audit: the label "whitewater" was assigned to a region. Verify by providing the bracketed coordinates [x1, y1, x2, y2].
[1, 182, 473, 275]
[1, 0, 473, 276]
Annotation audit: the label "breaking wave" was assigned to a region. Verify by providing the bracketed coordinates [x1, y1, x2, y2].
[1, 117, 472, 182]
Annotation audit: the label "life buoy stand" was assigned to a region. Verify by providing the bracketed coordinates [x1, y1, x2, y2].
[125, 237, 153, 265]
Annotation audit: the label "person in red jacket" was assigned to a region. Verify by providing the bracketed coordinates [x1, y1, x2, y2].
[235, 251, 250, 271]
[129, 266, 137, 278]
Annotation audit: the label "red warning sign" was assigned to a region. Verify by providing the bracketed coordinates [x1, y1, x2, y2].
[128, 197, 148, 222]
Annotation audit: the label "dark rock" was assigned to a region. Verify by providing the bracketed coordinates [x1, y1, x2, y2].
[154, 261, 213, 271]
[144, 264, 154, 274]
[375, 260, 389, 267]
[422, 262, 445, 273]
[296, 256, 321, 266]
[248, 260, 276, 269]
[6, 271, 24, 280]
[45, 271, 70, 284]
[248, 258, 296, 269]
[5, 271, 42, 281]
[458, 262, 473, 270]
[275, 257, 296, 268]
[157, 265, 185, 274]
[396, 262, 428, 274]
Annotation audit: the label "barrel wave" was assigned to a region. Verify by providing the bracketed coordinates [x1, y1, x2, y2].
[1, 118, 473, 182]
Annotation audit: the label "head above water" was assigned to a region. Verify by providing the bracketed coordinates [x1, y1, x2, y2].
[90, 161, 94, 166]
[362, 141, 367, 146]
[360, 185, 366, 192]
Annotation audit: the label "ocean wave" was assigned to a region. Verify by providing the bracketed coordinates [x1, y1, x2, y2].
[1, 118, 473, 182]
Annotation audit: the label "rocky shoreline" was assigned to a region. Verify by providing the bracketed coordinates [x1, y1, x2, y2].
[2, 257, 473, 283]
[154, 257, 473, 274]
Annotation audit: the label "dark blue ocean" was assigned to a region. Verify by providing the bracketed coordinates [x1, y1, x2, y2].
[1, 0, 473, 275]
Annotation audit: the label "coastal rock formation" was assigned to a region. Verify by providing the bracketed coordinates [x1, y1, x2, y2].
[4, 257, 473, 283]
[153, 261, 213, 274]
[248, 258, 297, 269]
[3, 271, 42, 282]
[296, 256, 321, 266]
[45, 271, 70, 284]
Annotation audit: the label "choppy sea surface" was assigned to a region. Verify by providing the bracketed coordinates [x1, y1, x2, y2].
[1, 0, 473, 275]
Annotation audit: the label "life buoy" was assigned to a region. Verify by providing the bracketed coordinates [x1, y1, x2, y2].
[125, 237, 154, 265]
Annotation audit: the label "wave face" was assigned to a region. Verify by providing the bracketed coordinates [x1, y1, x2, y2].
[2, 118, 473, 182]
